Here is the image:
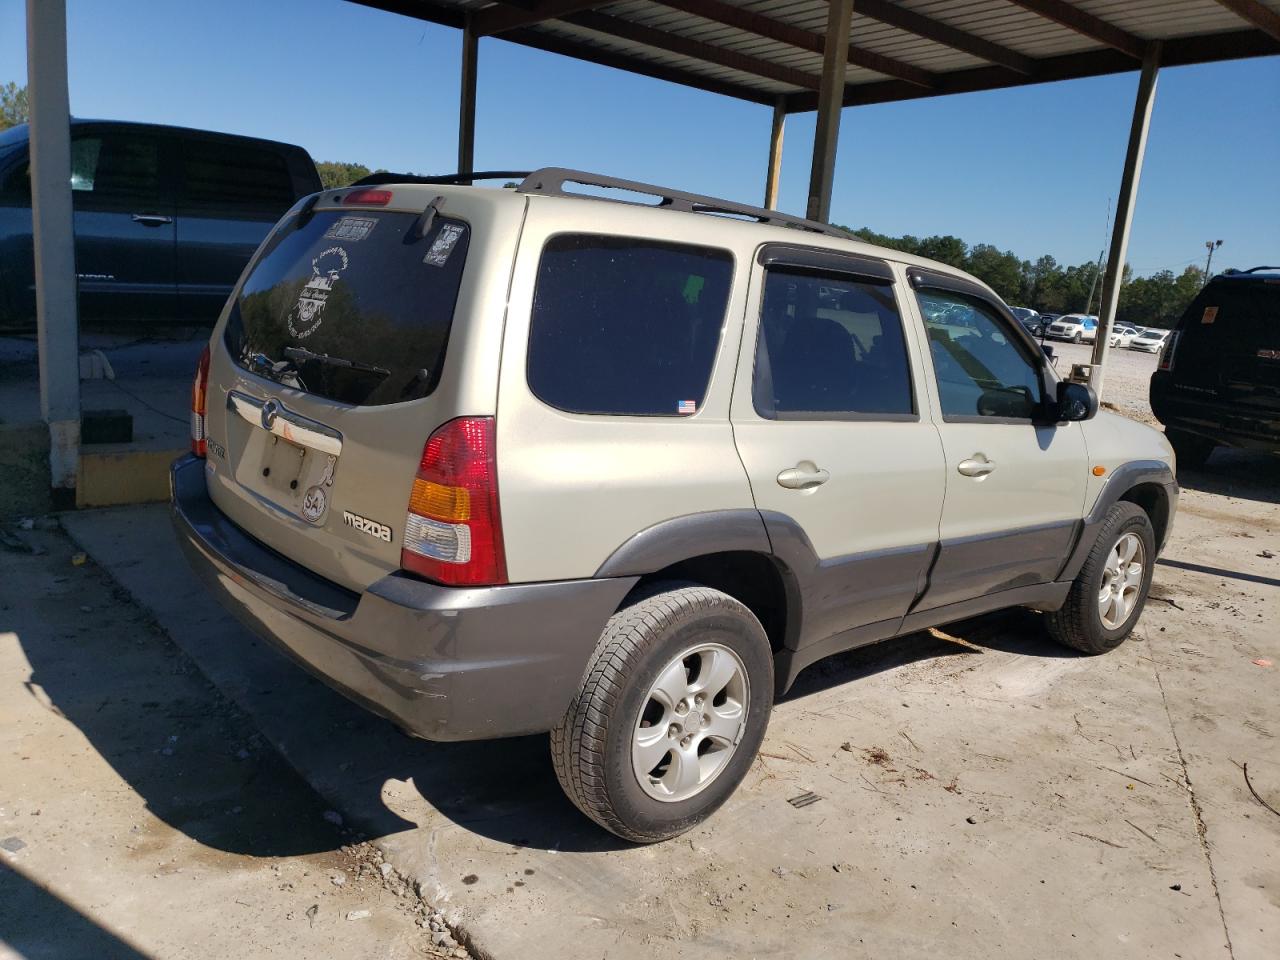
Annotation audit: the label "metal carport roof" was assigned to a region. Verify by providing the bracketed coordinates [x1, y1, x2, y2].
[355, 0, 1280, 108]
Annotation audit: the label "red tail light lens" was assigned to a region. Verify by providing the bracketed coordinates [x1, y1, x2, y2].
[343, 189, 392, 206]
[190, 344, 211, 457]
[1157, 331, 1179, 372]
[400, 417, 507, 587]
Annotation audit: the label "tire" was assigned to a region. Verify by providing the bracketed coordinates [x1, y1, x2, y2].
[1047, 502, 1155, 655]
[1073, 331, 1083, 344]
[1167, 429, 1215, 471]
[551, 581, 774, 843]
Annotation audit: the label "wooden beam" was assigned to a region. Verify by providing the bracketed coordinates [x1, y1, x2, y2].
[458, 14, 477, 174]
[655, 0, 935, 88]
[808, 0, 854, 222]
[501, 24, 777, 104]
[1003, 0, 1144, 59]
[763, 96, 785, 209]
[347, 0, 464, 29]
[473, 1, 606, 38]
[565, 10, 823, 90]
[854, 0, 1036, 74]
[1212, 0, 1280, 41]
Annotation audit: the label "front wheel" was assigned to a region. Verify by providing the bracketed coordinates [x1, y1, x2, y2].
[551, 582, 773, 843]
[1047, 502, 1155, 654]
[1073, 331, 1083, 343]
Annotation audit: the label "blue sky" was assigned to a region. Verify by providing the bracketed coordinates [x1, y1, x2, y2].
[2, 0, 1277, 276]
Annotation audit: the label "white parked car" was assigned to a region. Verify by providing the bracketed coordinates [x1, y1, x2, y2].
[1108, 324, 1141, 348]
[1130, 328, 1171, 353]
[1046, 314, 1099, 343]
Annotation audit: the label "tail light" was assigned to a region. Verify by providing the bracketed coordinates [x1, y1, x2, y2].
[343, 189, 392, 206]
[401, 417, 507, 587]
[190, 344, 211, 457]
[1157, 331, 1180, 372]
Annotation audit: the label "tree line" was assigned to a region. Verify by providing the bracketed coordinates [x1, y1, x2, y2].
[842, 224, 1204, 329]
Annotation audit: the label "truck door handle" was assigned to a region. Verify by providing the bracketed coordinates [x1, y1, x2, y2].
[957, 455, 996, 477]
[776, 462, 829, 490]
[131, 213, 173, 226]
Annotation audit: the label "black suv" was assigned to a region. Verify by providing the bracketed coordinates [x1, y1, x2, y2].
[0, 120, 321, 330]
[1150, 267, 1280, 468]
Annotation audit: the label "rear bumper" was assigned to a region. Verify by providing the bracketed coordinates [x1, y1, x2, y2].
[170, 455, 636, 741]
[1150, 376, 1280, 452]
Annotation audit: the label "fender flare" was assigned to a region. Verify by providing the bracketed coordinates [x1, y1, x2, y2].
[1058, 459, 1177, 581]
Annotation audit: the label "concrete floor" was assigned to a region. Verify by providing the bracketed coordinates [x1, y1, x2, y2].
[13, 446, 1270, 960]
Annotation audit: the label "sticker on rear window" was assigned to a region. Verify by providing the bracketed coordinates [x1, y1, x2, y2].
[324, 216, 377, 242]
[424, 224, 464, 267]
[1202, 306, 1218, 325]
[288, 246, 349, 340]
[678, 400, 696, 415]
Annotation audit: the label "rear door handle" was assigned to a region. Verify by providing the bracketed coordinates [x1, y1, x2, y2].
[957, 455, 996, 477]
[131, 213, 173, 226]
[776, 461, 829, 490]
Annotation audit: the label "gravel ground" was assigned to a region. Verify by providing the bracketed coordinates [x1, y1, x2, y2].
[1042, 339, 1163, 426]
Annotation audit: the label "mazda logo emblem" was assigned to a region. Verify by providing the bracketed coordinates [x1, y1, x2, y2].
[261, 399, 280, 431]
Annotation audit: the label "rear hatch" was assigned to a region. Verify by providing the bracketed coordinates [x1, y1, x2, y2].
[1170, 277, 1280, 413]
[203, 196, 481, 592]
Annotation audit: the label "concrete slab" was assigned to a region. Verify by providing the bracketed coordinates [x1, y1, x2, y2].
[60, 452, 1280, 960]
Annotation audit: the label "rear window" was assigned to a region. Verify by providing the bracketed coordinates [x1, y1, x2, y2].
[526, 235, 733, 416]
[224, 208, 469, 406]
[1177, 280, 1278, 357]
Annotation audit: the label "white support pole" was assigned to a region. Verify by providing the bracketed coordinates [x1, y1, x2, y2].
[1090, 42, 1160, 400]
[26, 0, 80, 505]
[763, 97, 786, 210]
[806, 0, 854, 223]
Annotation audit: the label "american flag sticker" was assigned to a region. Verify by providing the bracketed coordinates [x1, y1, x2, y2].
[678, 400, 697, 415]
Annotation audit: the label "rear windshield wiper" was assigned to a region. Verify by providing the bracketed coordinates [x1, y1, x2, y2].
[283, 346, 390, 377]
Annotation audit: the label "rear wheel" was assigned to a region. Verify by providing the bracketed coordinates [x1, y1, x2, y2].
[1047, 502, 1155, 654]
[1167, 429, 1215, 471]
[551, 582, 773, 843]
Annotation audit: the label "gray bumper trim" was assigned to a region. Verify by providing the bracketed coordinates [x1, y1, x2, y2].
[170, 455, 636, 741]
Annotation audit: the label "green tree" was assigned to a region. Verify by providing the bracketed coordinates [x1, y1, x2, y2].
[315, 160, 372, 189]
[0, 82, 29, 132]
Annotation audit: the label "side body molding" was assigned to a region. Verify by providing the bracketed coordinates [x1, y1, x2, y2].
[1057, 459, 1177, 582]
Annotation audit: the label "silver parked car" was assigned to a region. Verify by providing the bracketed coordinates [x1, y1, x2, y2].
[173, 169, 1178, 842]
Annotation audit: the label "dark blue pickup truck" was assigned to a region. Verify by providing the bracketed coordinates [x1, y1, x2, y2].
[0, 119, 320, 330]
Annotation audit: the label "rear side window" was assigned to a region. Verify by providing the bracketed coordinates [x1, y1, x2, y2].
[224, 208, 469, 406]
[753, 270, 914, 418]
[526, 235, 733, 416]
[182, 139, 296, 211]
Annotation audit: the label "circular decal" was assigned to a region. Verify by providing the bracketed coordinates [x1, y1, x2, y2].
[288, 246, 349, 340]
[301, 485, 328, 524]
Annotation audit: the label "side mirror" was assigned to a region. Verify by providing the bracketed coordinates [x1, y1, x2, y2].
[1041, 343, 1056, 361]
[1055, 380, 1097, 422]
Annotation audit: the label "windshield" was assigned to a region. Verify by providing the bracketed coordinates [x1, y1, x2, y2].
[224, 207, 470, 406]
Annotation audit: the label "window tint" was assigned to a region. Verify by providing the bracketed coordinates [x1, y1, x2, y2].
[526, 235, 733, 416]
[70, 133, 161, 202]
[224, 209, 469, 406]
[182, 139, 296, 211]
[919, 290, 1043, 420]
[754, 270, 913, 417]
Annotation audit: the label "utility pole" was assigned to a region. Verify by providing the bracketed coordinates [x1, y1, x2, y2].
[1202, 239, 1222, 285]
[1084, 197, 1111, 316]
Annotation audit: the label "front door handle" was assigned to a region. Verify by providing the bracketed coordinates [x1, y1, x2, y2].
[957, 454, 996, 478]
[777, 461, 830, 490]
[131, 213, 173, 226]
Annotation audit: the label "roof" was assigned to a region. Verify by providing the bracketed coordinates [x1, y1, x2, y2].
[354, 0, 1280, 109]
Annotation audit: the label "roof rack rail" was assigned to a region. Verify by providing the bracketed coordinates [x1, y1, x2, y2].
[352, 170, 531, 186]
[1237, 265, 1280, 273]
[516, 167, 850, 240]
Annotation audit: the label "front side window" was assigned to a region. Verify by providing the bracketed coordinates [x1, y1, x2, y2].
[526, 235, 733, 416]
[69, 133, 161, 203]
[754, 269, 914, 417]
[918, 290, 1043, 420]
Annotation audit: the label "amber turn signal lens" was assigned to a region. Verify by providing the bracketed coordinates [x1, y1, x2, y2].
[408, 478, 471, 521]
[1092, 465, 1107, 477]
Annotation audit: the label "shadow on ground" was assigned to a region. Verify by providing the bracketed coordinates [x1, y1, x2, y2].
[0, 860, 155, 960]
[1177, 448, 1280, 505]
